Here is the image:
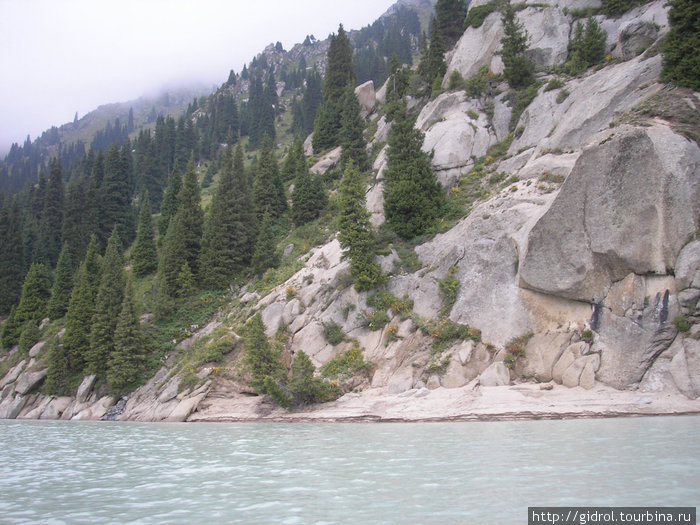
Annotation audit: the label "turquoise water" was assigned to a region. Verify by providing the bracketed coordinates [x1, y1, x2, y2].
[0, 417, 698, 524]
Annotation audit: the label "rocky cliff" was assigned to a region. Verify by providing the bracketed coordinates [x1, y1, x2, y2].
[2, 0, 699, 422]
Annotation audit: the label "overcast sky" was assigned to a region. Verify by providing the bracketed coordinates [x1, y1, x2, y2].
[0, 0, 397, 152]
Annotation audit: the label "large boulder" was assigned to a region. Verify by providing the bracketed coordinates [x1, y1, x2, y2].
[520, 124, 700, 303]
[355, 81, 376, 116]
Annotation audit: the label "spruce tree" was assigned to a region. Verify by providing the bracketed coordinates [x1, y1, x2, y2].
[251, 212, 280, 275]
[131, 192, 158, 278]
[383, 101, 444, 240]
[661, 0, 700, 90]
[436, 0, 468, 49]
[44, 338, 70, 396]
[36, 158, 65, 268]
[244, 312, 285, 393]
[87, 229, 125, 378]
[291, 139, 326, 226]
[253, 135, 287, 221]
[0, 196, 24, 314]
[63, 236, 102, 373]
[418, 18, 447, 90]
[337, 161, 385, 291]
[99, 144, 135, 247]
[499, 2, 535, 89]
[47, 242, 74, 320]
[14, 262, 52, 326]
[158, 162, 182, 240]
[339, 86, 369, 172]
[158, 156, 203, 297]
[312, 25, 356, 152]
[200, 142, 257, 287]
[61, 174, 93, 266]
[106, 277, 144, 394]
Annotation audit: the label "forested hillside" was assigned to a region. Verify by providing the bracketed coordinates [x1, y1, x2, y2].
[1, 0, 698, 421]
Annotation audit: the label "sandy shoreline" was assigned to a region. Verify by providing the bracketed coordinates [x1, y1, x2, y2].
[187, 382, 700, 423]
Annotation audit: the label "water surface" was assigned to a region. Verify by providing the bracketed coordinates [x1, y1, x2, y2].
[0, 417, 698, 524]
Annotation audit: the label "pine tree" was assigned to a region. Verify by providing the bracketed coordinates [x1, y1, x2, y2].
[312, 25, 356, 152]
[47, 242, 74, 320]
[251, 212, 280, 275]
[36, 158, 65, 268]
[291, 139, 326, 226]
[1, 263, 52, 347]
[158, 162, 182, 240]
[44, 338, 70, 396]
[131, 192, 158, 277]
[200, 142, 257, 287]
[61, 174, 93, 266]
[243, 312, 285, 392]
[499, 2, 535, 89]
[339, 86, 369, 172]
[63, 236, 102, 372]
[661, 0, 700, 90]
[253, 135, 287, 221]
[435, 0, 468, 49]
[18, 321, 40, 354]
[418, 17, 447, 90]
[99, 144, 135, 247]
[106, 277, 144, 394]
[0, 196, 24, 314]
[384, 101, 444, 240]
[337, 161, 385, 291]
[87, 229, 125, 378]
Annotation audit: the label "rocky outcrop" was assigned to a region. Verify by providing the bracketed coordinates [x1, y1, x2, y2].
[520, 124, 700, 303]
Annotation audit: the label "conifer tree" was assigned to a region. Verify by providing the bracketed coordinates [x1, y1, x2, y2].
[106, 277, 144, 394]
[63, 236, 102, 372]
[47, 242, 74, 320]
[158, 162, 182, 240]
[36, 158, 65, 268]
[158, 157, 203, 297]
[337, 161, 385, 291]
[499, 2, 535, 89]
[2, 263, 52, 348]
[567, 17, 607, 74]
[418, 17, 447, 90]
[291, 139, 326, 226]
[44, 338, 70, 396]
[384, 101, 443, 240]
[661, 0, 699, 90]
[0, 196, 24, 314]
[339, 86, 369, 172]
[87, 229, 125, 378]
[435, 0, 468, 49]
[18, 321, 40, 354]
[312, 25, 356, 152]
[200, 142, 257, 287]
[253, 135, 287, 221]
[99, 144, 135, 247]
[131, 192, 158, 277]
[244, 312, 285, 392]
[251, 212, 280, 275]
[61, 174, 93, 266]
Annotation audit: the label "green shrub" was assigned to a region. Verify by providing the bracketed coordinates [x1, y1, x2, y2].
[465, 66, 490, 98]
[436, 267, 460, 317]
[508, 82, 542, 131]
[366, 291, 414, 317]
[322, 321, 346, 345]
[448, 70, 466, 91]
[465, 1, 498, 28]
[556, 90, 570, 103]
[673, 315, 691, 333]
[320, 342, 373, 380]
[544, 78, 565, 91]
[503, 331, 533, 368]
[421, 318, 481, 350]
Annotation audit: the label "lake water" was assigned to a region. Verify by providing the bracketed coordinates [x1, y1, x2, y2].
[0, 417, 698, 524]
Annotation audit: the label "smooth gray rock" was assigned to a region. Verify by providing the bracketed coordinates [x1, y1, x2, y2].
[675, 241, 700, 291]
[616, 20, 659, 59]
[521, 125, 700, 303]
[0, 395, 27, 419]
[355, 80, 376, 116]
[14, 369, 47, 395]
[670, 339, 700, 399]
[76, 374, 97, 403]
[517, 332, 572, 382]
[0, 359, 26, 389]
[480, 362, 510, 387]
[28, 341, 46, 358]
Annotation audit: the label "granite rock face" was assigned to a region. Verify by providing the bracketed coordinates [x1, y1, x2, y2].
[520, 125, 700, 304]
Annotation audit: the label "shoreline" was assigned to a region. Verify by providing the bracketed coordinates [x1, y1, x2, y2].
[185, 382, 700, 424]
